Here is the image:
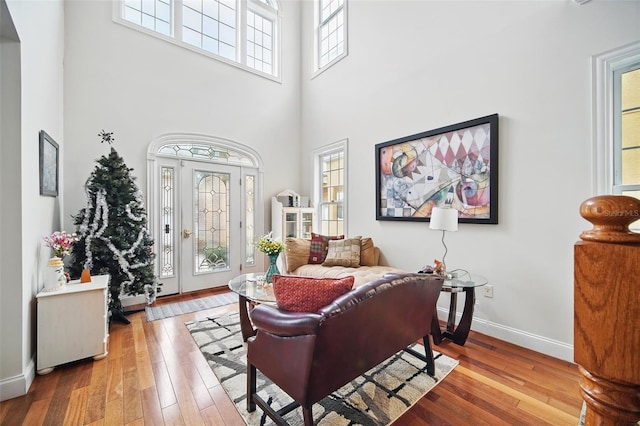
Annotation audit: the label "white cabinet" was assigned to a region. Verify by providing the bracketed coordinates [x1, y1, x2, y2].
[36, 274, 110, 374]
[271, 196, 315, 240]
[282, 207, 315, 239]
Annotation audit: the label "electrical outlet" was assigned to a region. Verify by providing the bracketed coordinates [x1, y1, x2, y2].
[482, 285, 494, 298]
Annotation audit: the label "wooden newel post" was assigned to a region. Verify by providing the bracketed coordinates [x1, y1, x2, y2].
[575, 195, 640, 425]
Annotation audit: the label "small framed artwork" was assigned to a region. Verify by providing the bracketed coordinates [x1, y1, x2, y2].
[375, 114, 499, 224]
[39, 130, 59, 197]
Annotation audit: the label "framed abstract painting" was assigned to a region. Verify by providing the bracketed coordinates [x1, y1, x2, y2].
[375, 114, 499, 224]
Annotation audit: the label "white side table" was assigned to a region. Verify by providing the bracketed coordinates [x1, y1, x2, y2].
[36, 274, 110, 374]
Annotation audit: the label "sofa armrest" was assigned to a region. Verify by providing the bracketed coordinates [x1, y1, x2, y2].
[250, 304, 322, 337]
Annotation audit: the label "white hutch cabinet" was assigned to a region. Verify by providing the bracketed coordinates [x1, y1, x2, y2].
[271, 193, 314, 240]
[36, 274, 110, 374]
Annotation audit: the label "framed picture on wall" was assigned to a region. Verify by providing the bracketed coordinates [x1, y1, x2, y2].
[375, 114, 499, 224]
[39, 130, 59, 197]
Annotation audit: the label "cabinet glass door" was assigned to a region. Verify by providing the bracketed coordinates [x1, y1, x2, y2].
[284, 212, 297, 238]
[301, 212, 313, 239]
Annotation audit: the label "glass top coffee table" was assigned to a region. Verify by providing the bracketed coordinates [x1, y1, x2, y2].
[228, 273, 276, 341]
[430, 271, 488, 346]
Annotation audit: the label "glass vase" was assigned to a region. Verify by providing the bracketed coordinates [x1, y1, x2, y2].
[265, 253, 280, 284]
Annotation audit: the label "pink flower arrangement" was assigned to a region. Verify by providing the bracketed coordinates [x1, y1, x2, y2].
[43, 231, 78, 258]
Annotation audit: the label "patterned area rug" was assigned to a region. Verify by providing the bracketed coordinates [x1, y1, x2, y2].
[145, 292, 237, 321]
[186, 311, 458, 425]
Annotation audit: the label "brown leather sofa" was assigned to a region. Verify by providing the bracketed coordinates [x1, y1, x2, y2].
[246, 272, 444, 425]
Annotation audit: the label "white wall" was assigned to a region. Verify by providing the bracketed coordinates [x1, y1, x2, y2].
[62, 0, 302, 238]
[300, 0, 640, 360]
[1, 0, 65, 401]
[0, 0, 23, 401]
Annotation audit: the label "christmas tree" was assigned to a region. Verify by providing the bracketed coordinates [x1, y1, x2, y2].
[70, 131, 159, 323]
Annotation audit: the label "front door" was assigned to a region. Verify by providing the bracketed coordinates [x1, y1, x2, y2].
[181, 161, 240, 292]
[155, 158, 241, 295]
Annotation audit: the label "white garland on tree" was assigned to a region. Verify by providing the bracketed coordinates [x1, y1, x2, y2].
[79, 182, 107, 270]
[78, 185, 158, 305]
[125, 203, 144, 222]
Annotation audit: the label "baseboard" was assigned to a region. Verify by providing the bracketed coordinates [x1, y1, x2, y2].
[436, 307, 574, 362]
[0, 358, 35, 402]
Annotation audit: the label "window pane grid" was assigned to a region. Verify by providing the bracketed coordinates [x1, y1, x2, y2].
[247, 11, 274, 73]
[622, 109, 640, 149]
[319, 149, 344, 237]
[320, 0, 343, 23]
[124, 0, 172, 36]
[319, 8, 344, 68]
[621, 147, 640, 185]
[617, 67, 640, 191]
[122, 0, 278, 76]
[182, 0, 237, 59]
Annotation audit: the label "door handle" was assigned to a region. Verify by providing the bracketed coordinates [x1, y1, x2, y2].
[183, 229, 192, 239]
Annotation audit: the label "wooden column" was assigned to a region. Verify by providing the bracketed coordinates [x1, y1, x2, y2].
[575, 195, 640, 425]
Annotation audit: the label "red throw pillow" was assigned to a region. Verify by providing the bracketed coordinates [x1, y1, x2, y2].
[272, 275, 355, 313]
[308, 233, 345, 264]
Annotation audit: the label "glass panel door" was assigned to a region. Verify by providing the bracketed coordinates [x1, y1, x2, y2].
[182, 162, 240, 292]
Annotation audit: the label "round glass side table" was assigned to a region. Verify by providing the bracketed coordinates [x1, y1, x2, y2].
[228, 273, 276, 341]
[430, 271, 488, 346]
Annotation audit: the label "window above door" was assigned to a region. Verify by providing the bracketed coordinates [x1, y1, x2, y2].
[113, 0, 281, 80]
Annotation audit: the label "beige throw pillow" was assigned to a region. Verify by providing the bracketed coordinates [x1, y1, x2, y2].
[284, 238, 311, 272]
[360, 237, 377, 266]
[323, 237, 362, 267]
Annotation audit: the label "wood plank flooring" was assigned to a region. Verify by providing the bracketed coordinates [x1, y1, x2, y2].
[0, 289, 583, 425]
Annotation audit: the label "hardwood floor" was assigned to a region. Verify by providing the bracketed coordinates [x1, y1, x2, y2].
[0, 289, 583, 425]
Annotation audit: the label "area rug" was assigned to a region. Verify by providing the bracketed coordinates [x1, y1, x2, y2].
[145, 292, 237, 321]
[186, 311, 458, 425]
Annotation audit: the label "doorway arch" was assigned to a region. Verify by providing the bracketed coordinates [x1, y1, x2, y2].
[147, 133, 264, 294]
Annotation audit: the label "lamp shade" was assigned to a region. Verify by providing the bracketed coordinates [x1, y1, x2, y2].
[429, 207, 459, 232]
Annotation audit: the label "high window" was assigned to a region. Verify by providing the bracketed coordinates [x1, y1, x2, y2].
[116, 0, 280, 79]
[314, 141, 347, 236]
[315, 0, 347, 74]
[594, 41, 640, 232]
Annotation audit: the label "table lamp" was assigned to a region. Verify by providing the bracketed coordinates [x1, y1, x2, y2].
[429, 206, 459, 273]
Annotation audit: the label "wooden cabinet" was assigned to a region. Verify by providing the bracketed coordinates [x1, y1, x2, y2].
[271, 196, 314, 240]
[36, 274, 110, 374]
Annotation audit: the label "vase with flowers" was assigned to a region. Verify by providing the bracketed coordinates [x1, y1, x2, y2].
[43, 231, 78, 291]
[256, 232, 285, 284]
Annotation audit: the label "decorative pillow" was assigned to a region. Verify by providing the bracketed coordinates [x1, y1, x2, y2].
[360, 237, 377, 267]
[284, 238, 311, 272]
[308, 233, 345, 264]
[272, 275, 355, 313]
[322, 237, 362, 267]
